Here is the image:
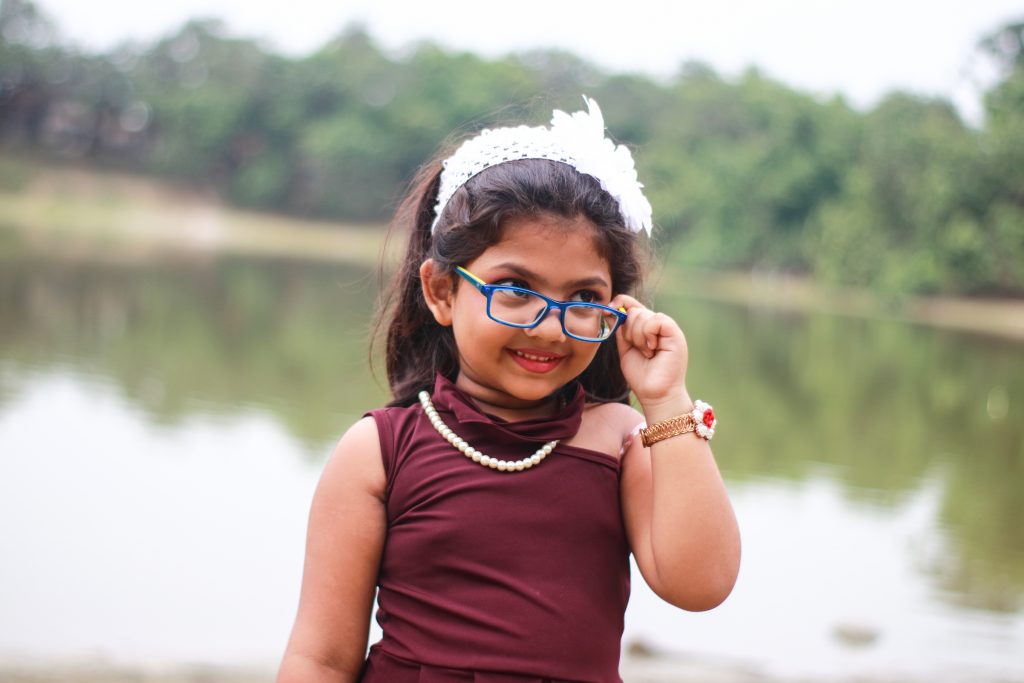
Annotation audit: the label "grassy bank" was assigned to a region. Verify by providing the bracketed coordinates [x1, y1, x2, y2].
[0, 157, 385, 265]
[2, 158, 1022, 342]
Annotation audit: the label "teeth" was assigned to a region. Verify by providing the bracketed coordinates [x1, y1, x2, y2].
[513, 350, 557, 362]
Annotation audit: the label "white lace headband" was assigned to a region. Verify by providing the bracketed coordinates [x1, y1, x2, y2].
[431, 96, 653, 236]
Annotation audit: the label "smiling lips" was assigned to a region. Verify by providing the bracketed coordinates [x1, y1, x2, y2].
[508, 348, 565, 373]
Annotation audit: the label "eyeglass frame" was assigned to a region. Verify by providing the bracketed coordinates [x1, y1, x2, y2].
[453, 266, 627, 343]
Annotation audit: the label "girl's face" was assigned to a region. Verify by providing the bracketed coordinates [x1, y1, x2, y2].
[433, 213, 614, 416]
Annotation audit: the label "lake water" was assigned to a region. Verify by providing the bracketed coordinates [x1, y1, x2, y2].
[0, 255, 1022, 682]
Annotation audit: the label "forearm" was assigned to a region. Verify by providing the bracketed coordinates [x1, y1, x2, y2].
[641, 396, 741, 610]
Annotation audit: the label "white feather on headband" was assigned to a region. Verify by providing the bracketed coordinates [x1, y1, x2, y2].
[431, 97, 653, 236]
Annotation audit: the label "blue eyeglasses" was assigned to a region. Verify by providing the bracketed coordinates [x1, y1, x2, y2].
[455, 266, 627, 342]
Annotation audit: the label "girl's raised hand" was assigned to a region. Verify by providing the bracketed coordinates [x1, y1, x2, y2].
[610, 294, 690, 409]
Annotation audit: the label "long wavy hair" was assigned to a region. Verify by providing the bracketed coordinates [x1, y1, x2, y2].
[373, 155, 648, 407]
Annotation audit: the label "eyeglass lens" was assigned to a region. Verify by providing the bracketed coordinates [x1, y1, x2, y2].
[489, 289, 617, 340]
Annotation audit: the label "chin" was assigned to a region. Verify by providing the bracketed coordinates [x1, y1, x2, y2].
[508, 372, 575, 400]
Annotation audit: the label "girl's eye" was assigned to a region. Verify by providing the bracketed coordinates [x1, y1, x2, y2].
[493, 279, 533, 299]
[570, 289, 601, 304]
[493, 278, 528, 289]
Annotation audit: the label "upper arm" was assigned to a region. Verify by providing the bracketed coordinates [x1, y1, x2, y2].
[279, 416, 387, 680]
[615, 408, 661, 592]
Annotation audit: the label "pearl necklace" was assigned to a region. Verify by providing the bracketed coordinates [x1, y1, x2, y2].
[418, 391, 558, 472]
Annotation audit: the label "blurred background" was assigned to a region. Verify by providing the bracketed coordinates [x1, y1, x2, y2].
[1, 0, 1022, 681]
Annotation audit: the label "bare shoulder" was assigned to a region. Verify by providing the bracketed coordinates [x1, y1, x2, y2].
[317, 416, 386, 502]
[587, 400, 644, 430]
[574, 400, 646, 460]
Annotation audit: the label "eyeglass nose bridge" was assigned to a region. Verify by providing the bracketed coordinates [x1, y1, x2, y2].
[524, 300, 568, 335]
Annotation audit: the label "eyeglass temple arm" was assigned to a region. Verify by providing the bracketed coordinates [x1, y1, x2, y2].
[454, 266, 487, 288]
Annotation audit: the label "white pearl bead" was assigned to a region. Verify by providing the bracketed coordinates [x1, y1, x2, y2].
[480, 455, 491, 466]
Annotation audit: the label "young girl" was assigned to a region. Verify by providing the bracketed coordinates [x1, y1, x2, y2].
[277, 97, 740, 683]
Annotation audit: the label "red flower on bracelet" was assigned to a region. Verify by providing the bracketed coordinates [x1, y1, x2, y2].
[694, 400, 717, 440]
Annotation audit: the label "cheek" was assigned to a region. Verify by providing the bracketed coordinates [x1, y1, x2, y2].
[450, 296, 501, 342]
[577, 333, 606, 366]
[573, 341, 602, 367]
[449, 288, 482, 323]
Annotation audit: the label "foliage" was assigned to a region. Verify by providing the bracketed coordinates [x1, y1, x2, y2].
[1, 0, 1022, 296]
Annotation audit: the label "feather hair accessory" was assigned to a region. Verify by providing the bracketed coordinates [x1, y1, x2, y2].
[431, 96, 653, 236]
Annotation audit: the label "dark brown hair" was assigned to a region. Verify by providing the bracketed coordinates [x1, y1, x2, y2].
[373, 155, 647, 407]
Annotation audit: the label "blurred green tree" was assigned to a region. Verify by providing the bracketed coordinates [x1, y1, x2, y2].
[1, 0, 1022, 296]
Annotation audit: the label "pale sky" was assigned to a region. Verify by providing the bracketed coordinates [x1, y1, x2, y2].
[28, 0, 1024, 124]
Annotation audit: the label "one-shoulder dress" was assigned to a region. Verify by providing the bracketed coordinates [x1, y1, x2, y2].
[361, 373, 631, 683]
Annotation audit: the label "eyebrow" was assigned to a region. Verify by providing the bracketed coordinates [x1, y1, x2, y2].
[488, 262, 609, 290]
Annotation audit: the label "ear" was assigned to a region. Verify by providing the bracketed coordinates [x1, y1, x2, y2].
[420, 259, 455, 326]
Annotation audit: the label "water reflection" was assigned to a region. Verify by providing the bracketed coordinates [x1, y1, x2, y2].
[1, 255, 1022, 678]
[0, 371, 312, 667]
[0, 256, 388, 451]
[660, 291, 1024, 614]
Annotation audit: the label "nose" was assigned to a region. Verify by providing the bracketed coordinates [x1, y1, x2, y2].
[525, 307, 566, 342]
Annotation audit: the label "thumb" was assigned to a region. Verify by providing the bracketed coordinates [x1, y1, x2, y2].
[614, 322, 638, 363]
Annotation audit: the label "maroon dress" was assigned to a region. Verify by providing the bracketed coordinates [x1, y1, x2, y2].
[360, 373, 631, 683]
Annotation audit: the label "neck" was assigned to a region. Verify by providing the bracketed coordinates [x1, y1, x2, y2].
[452, 373, 565, 422]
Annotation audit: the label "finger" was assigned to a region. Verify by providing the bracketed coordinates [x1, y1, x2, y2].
[614, 319, 631, 358]
[615, 313, 644, 356]
[615, 315, 652, 362]
[639, 312, 665, 353]
[611, 295, 665, 358]
[627, 308, 657, 358]
[645, 318, 660, 352]
[610, 293, 643, 312]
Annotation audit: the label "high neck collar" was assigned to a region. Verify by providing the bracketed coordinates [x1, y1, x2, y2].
[429, 372, 584, 443]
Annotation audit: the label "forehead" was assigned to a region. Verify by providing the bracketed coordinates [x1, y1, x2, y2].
[470, 214, 611, 282]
